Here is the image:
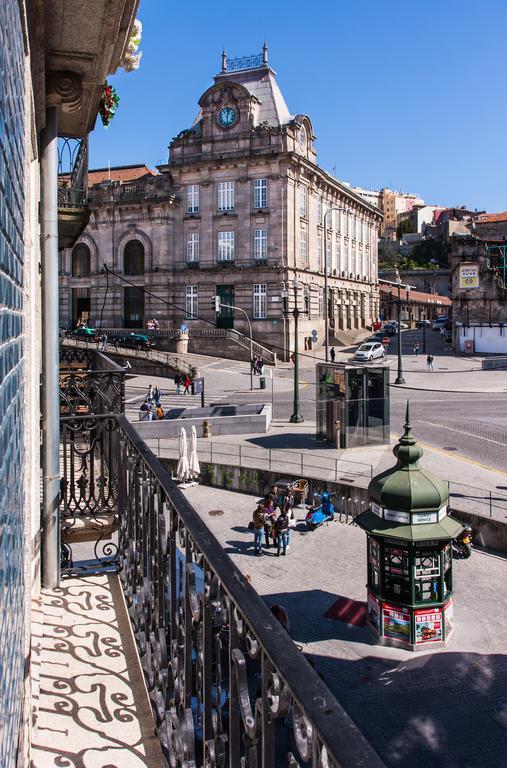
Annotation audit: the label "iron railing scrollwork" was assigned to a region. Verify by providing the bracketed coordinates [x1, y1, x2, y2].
[58, 408, 384, 765]
[113, 416, 385, 768]
[58, 136, 89, 207]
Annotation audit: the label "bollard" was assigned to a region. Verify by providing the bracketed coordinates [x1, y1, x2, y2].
[203, 419, 212, 438]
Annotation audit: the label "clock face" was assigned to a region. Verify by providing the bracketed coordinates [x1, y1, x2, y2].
[217, 106, 237, 128]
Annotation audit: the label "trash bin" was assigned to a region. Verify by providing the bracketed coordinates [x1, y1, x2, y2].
[259, 376, 266, 390]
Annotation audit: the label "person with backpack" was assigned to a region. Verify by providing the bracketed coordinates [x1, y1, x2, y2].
[275, 508, 290, 556]
[426, 353, 434, 371]
[252, 503, 265, 556]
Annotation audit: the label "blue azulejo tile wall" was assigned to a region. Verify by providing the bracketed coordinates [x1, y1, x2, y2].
[0, 1, 26, 766]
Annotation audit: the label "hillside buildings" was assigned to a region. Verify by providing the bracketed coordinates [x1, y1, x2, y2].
[59, 48, 383, 356]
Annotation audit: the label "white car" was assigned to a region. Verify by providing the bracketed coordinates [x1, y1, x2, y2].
[354, 342, 386, 362]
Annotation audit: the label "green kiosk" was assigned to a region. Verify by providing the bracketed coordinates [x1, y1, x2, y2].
[355, 404, 464, 650]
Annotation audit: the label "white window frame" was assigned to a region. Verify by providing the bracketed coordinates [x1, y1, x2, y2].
[217, 231, 235, 261]
[185, 286, 198, 319]
[253, 284, 267, 319]
[300, 185, 308, 217]
[187, 185, 199, 214]
[253, 228, 268, 260]
[253, 178, 268, 209]
[217, 181, 235, 211]
[186, 232, 199, 262]
[299, 226, 308, 265]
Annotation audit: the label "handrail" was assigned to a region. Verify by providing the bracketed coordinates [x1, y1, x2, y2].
[59, 411, 386, 765]
[61, 337, 193, 374]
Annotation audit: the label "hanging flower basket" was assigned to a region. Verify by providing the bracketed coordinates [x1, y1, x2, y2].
[99, 81, 120, 128]
[120, 19, 143, 72]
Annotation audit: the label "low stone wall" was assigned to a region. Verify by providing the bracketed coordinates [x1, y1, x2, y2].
[136, 404, 272, 438]
[482, 356, 507, 370]
[161, 457, 507, 554]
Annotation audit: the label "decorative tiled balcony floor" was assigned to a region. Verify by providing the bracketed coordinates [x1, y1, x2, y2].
[31, 575, 163, 768]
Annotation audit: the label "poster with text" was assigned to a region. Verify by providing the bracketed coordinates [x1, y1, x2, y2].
[383, 604, 411, 643]
[444, 600, 454, 638]
[415, 609, 442, 644]
[459, 263, 479, 289]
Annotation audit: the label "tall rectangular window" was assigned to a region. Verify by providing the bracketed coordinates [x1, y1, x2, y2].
[317, 196, 323, 224]
[253, 284, 267, 319]
[218, 231, 235, 261]
[300, 185, 308, 217]
[317, 237, 322, 271]
[299, 226, 308, 265]
[187, 185, 199, 213]
[253, 228, 267, 260]
[218, 181, 235, 211]
[185, 286, 198, 319]
[253, 178, 268, 208]
[319, 287, 324, 318]
[186, 232, 199, 262]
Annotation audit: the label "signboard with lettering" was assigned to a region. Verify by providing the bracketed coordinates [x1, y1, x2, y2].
[382, 603, 411, 643]
[459, 263, 479, 289]
[383, 509, 410, 524]
[191, 377, 204, 395]
[414, 608, 442, 644]
[444, 600, 454, 638]
[367, 593, 380, 634]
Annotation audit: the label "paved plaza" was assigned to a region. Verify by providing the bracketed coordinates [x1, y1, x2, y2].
[182, 484, 507, 768]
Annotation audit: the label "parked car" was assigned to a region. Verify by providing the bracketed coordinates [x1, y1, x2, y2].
[432, 317, 448, 331]
[441, 328, 452, 343]
[367, 332, 386, 343]
[69, 326, 97, 341]
[354, 342, 386, 362]
[415, 319, 432, 328]
[382, 323, 398, 336]
[115, 332, 154, 350]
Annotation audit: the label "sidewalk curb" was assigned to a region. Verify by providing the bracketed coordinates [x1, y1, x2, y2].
[389, 383, 505, 394]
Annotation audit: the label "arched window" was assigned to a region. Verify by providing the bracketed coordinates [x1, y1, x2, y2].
[124, 239, 145, 275]
[71, 243, 90, 277]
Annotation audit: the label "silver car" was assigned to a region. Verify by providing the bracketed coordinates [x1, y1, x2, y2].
[354, 342, 386, 362]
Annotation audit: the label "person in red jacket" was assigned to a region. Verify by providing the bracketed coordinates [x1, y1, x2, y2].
[183, 374, 192, 395]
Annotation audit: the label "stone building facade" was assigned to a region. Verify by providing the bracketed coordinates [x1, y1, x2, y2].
[59, 48, 382, 358]
[450, 214, 507, 353]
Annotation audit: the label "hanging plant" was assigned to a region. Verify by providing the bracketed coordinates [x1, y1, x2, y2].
[99, 81, 120, 128]
[120, 19, 143, 72]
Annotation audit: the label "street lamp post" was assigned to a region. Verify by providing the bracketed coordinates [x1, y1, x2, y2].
[214, 298, 254, 390]
[282, 279, 308, 423]
[422, 313, 427, 354]
[323, 206, 348, 362]
[394, 282, 410, 385]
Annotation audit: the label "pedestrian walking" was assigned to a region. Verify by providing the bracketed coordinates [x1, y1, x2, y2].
[174, 372, 182, 395]
[290, 352, 295, 368]
[257, 355, 264, 375]
[275, 508, 290, 556]
[252, 356, 258, 375]
[252, 502, 265, 556]
[153, 386, 161, 405]
[262, 497, 276, 549]
[147, 384, 154, 402]
[330, 347, 336, 363]
[183, 374, 192, 395]
[426, 353, 434, 371]
[414, 342, 420, 356]
[149, 400, 157, 421]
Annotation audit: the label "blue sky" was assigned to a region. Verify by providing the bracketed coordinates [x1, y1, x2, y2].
[90, 0, 507, 212]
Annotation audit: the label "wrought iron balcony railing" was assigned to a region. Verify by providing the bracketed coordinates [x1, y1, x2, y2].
[58, 409, 385, 768]
[58, 137, 89, 207]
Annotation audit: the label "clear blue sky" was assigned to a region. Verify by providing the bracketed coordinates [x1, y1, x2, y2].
[90, 0, 506, 212]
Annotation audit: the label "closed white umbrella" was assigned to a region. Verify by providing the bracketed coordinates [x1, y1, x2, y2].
[176, 427, 190, 483]
[189, 425, 200, 480]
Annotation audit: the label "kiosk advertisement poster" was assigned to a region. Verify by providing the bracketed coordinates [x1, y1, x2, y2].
[367, 593, 380, 633]
[415, 608, 443, 644]
[444, 600, 454, 637]
[383, 603, 411, 643]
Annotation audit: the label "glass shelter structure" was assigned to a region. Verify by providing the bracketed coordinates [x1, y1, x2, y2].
[316, 362, 390, 448]
[356, 404, 464, 650]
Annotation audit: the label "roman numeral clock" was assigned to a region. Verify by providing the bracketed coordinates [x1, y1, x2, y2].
[217, 106, 237, 128]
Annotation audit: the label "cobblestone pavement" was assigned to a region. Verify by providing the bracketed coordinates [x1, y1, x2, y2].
[182, 484, 507, 768]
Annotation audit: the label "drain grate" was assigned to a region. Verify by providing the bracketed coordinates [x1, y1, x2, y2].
[443, 447, 458, 451]
[208, 509, 224, 517]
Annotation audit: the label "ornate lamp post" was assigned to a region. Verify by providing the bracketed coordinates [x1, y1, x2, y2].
[356, 403, 464, 650]
[393, 280, 410, 385]
[282, 279, 308, 423]
[422, 313, 427, 354]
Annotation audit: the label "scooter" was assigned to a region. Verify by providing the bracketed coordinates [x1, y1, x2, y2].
[452, 525, 472, 559]
[305, 491, 335, 530]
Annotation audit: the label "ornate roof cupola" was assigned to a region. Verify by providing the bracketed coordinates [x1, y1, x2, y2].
[355, 402, 464, 650]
